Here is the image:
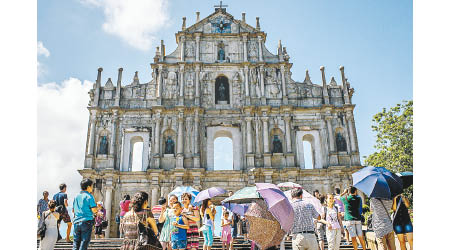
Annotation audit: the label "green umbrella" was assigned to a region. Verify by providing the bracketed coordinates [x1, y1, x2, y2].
[222, 186, 262, 204]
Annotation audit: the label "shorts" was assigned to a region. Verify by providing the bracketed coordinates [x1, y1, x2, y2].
[394, 223, 413, 234]
[59, 209, 72, 223]
[171, 239, 187, 250]
[316, 224, 326, 241]
[95, 225, 103, 235]
[343, 220, 362, 237]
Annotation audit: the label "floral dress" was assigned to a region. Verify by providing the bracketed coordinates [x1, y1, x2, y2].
[120, 209, 161, 250]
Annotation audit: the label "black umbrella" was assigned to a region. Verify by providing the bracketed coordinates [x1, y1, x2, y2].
[396, 171, 413, 189]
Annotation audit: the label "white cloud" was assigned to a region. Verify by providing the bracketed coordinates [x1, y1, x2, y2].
[37, 41, 50, 57]
[37, 78, 93, 210]
[81, 0, 170, 50]
[37, 41, 50, 78]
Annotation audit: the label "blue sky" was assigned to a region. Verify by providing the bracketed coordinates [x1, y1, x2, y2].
[37, 0, 412, 236]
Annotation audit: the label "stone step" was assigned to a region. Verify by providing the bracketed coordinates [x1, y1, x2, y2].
[37, 237, 369, 250]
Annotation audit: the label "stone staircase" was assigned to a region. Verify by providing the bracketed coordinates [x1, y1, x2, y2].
[37, 236, 370, 249]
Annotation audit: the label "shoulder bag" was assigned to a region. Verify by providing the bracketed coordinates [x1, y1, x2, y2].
[37, 211, 51, 239]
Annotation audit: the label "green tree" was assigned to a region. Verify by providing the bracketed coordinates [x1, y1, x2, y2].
[364, 100, 413, 205]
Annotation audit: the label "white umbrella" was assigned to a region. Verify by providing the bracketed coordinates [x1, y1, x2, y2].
[284, 189, 322, 214]
[277, 182, 302, 189]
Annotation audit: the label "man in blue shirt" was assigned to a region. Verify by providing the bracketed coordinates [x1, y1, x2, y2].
[54, 183, 72, 242]
[72, 178, 97, 250]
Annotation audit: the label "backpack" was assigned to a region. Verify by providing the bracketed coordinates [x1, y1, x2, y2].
[37, 211, 51, 239]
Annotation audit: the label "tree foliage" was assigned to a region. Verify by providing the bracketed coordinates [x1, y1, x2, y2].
[364, 100, 413, 173]
[364, 100, 413, 206]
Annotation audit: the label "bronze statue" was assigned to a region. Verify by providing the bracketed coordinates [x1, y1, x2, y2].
[336, 132, 347, 152]
[218, 47, 225, 61]
[99, 136, 108, 155]
[272, 135, 283, 153]
[165, 136, 175, 154]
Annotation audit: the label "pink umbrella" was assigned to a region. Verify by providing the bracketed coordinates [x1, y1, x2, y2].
[255, 183, 294, 233]
[284, 189, 322, 214]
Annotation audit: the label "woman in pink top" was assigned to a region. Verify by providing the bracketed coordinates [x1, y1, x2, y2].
[119, 194, 131, 238]
[318, 194, 344, 250]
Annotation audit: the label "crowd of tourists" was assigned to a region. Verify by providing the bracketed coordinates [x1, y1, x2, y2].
[37, 179, 413, 250]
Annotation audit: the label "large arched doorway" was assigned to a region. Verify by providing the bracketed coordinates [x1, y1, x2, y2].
[215, 76, 230, 104]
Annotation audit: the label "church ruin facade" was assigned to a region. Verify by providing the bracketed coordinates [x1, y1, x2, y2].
[79, 6, 362, 237]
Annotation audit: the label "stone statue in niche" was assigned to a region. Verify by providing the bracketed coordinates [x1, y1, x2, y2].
[218, 41, 225, 61]
[165, 136, 175, 154]
[268, 83, 280, 99]
[336, 132, 347, 152]
[218, 82, 226, 101]
[250, 68, 261, 98]
[98, 136, 108, 155]
[249, 42, 258, 58]
[272, 135, 283, 153]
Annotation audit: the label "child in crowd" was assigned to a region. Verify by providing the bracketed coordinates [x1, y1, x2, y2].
[171, 202, 189, 250]
[221, 211, 232, 250]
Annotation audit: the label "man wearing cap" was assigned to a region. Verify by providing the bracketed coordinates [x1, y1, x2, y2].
[290, 188, 321, 250]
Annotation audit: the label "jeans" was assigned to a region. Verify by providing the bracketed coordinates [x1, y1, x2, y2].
[203, 225, 213, 246]
[72, 220, 94, 250]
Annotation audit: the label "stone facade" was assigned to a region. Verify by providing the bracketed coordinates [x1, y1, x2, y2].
[79, 7, 362, 237]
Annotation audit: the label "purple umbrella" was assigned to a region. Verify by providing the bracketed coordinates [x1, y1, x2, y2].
[193, 187, 227, 204]
[255, 183, 294, 233]
[222, 202, 249, 216]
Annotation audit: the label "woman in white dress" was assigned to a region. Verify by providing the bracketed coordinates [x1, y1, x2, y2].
[39, 200, 60, 250]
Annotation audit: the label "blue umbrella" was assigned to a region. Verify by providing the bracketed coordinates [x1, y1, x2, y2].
[222, 202, 249, 216]
[352, 166, 403, 199]
[396, 171, 413, 189]
[168, 186, 200, 205]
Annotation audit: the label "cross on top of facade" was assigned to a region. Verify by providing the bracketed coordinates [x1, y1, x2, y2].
[214, 1, 228, 11]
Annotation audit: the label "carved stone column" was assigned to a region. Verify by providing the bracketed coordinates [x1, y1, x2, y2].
[180, 36, 185, 62]
[153, 115, 161, 168]
[243, 34, 248, 62]
[245, 117, 253, 153]
[261, 116, 271, 168]
[259, 65, 266, 104]
[280, 65, 288, 104]
[244, 66, 250, 105]
[284, 115, 295, 167]
[255, 117, 262, 156]
[157, 65, 163, 104]
[195, 34, 201, 62]
[104, 179, 113, 238]
[150, 173, 159, 206]
[88, 110, 97, 156]
[176, 111, 184, 169]
[193, 111, 200, 168]
[346, 111, 357, 152]
[258, 35, 263, 62]
[179, 65, 185, 105]
[108, 110, 118, 169]
[194, 64, 200, 105]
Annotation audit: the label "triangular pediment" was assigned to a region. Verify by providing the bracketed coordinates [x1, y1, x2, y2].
[185, 9, 258, 34]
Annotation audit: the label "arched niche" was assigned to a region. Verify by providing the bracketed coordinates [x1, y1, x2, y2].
[215, 75, 230, 104]
[206, 126, 242, 171]
[97, 129, 110, 155]
[335, 127, 348, 152]
[162, 129, 176, 155]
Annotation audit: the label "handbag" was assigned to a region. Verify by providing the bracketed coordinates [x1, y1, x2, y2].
[101, 220, 108, 228]
[37, 211, 51, 239]
[135, 211, 162, 249]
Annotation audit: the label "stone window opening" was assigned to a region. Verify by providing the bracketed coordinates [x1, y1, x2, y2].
[215, 75, 230, 104]
[302, 134, 315, 169]
[129, 136, 144, 172]
[213, 137, 233, 170]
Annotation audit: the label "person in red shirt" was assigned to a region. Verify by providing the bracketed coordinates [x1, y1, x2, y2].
[119, 194, 131, 238]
